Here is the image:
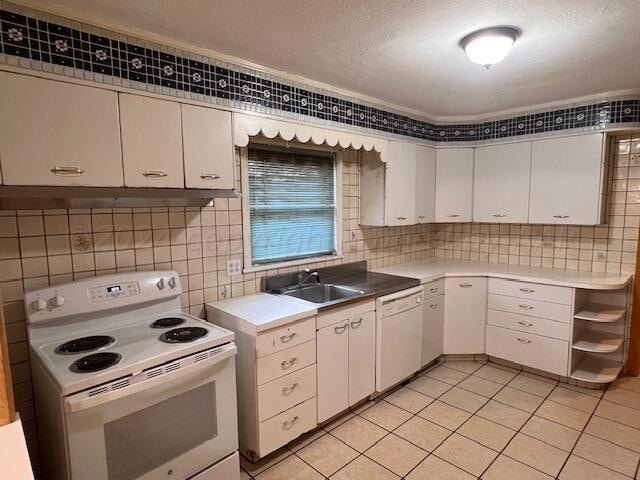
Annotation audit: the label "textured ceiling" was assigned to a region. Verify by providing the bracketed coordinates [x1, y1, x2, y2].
[20, 0, 640, 118]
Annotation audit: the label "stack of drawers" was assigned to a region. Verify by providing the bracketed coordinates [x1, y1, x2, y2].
[485, 278, 573, 376]
[254, 317, 317, 456]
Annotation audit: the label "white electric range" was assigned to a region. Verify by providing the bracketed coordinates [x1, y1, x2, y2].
[26, 271, 239, 480]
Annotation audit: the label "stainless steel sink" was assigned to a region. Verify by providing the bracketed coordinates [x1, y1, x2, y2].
[281, 284, 364, 304]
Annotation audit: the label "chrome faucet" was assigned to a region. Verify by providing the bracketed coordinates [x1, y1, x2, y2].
[298, 268, 319, 287]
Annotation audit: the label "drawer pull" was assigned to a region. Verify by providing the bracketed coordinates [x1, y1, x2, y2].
[397, 216, 407, 220]
[280, 332, 297, 343]
[51, 166, 84, 176]
[447, 214, 460, 218]
[334, 324, 348, 334]
[519, 288, 535, 293]
[430, 303, 439, 309]
[430, 287, 438, 293]
[418, 215, 426, 219]
[553, 215, 569, 219]
[281, 357, 297, 369]
[350, 318, 363, 329]
[517, 320, 534, 327]
[518, 304, 534, 310]
[282, 416, 299, 430]
[282, 383, 299, 396]
[200, 173, 221, 180]
[517, 337, 532, 344]
[143, 170, 168, 178]
[492, 214, 506, 218]
[459, 283, 472, 288]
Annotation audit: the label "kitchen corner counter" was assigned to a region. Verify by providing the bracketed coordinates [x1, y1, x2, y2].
[372, 258, 633, 290]
[206, 293, 317, 333]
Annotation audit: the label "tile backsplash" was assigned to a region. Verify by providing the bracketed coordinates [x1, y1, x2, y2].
[0, 147, 436, 468]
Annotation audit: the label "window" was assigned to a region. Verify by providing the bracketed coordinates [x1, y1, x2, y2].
[246, 144, 338, 266]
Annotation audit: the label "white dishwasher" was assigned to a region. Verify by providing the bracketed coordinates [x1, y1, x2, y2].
[376, 286, 424, 392]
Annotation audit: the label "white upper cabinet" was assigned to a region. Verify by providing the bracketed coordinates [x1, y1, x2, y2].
[529, 133, 605, 225]
[385, 141, 417, 226]
[473, 142, 532, 223]
[119, 94, 184, 188]
[415, 146, 436, 223]
[0, 72, 123, 186]
[435, 148, 474, 222]
[181, 104, 235, 189]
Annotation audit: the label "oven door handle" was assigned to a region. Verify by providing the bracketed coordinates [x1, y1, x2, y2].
[64, 344, 237, 414]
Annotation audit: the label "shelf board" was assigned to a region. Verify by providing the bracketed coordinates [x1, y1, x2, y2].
[572, 330, 624, 353]
[571, 355, 623, 383]
[574, 303, 626, 323]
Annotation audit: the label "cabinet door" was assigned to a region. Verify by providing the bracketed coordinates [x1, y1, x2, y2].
[348, 311, 375, 405]
[0, 72, 123, 186]
[415, 146, 436, 223]
[529, 133, 604, 225]
[182, 104, 235, 189]
[385, 141, 416, 226]
[444, 277, 486, 354]
[435, 148, 474, 222]
[422, 294, 444, 366]
[317, 320, 349, 423]
[120, 94, 184, 188]
[474, 142, 531, 223]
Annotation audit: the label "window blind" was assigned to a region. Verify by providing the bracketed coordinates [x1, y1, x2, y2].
[248, 145, 337, 265]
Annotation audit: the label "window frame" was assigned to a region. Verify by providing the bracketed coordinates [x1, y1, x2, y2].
[241, 138, 343, 273]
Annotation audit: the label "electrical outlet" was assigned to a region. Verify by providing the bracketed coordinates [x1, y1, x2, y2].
[227, 259, 242, 276]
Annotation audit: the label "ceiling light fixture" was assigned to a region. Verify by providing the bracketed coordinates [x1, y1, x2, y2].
[460, 26, 520, 69]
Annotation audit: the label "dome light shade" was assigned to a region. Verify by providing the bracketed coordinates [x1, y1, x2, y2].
[461, 27, 520, 69]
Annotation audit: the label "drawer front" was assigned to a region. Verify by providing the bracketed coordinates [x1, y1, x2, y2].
[488, 278, 572, 305]
[256, 316, 316, 357]
[257, 340, 316, 386]
[259, 397, 317, 457]
[258, 365, 316, 421]
[424, 279, 445, 299]
[486, 325, 568, 376]
[316, 299, 375, 330]
[488, 294, 571, 323]
[487, 309, 571, 341]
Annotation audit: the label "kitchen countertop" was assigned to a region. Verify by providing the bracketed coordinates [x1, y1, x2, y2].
[372, 258, 633, 290]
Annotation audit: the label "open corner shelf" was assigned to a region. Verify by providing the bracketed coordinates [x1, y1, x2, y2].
[574, 303, 626, 323]
[572, 330, 624, 353]
[571, 355, 623, 383]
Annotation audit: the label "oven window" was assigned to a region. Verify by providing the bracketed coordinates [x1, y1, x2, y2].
[104, 382, 217, 480]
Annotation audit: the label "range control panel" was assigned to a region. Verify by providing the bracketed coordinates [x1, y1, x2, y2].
[89, 282, 140, 302]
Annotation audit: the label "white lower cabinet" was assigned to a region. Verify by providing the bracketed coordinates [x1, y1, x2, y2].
[422, 279, 445, 366]
[317, 302, 375, 423]
[444, 277, 486, 354]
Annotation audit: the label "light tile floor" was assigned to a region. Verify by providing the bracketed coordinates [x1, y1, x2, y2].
[241, 359, 640, 480]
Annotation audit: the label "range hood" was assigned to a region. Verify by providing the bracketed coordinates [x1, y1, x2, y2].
[0, 186, 240, 209]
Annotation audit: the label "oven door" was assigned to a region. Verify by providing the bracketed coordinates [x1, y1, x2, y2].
[63, 344, 238, 480]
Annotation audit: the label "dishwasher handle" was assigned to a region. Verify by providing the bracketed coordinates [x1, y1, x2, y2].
[377, 286, 424, 317]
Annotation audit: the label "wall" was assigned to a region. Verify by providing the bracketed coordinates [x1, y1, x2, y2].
[0, 148, 436, 469]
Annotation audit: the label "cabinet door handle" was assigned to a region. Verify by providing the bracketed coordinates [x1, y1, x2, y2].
[350, 318, 362, 329]
[282, 416, 299, 430]
[517, 320, 534, 327]
[282, 383, 298, 395]
[200, 173, 221, 180]
[553, 215, 569, 219]
[519, 288, 535, 293]
[430, 287, 438, 293]
[280, 332, 296, 343]
[51, 166, 84, 176]
[429, 302, 439, 308]
[397, 216, 407, 220]
[517, 337, 532, 344]
[447, 214, 460, 218]
[334, 324, 348, 334]
[281, 357, 297, 369]
[143, 170, 168, 178]
[518, 304, 534, 310]
[418, 215, 426, 219]
[492, 214, 506, 218]
[459, 283, 472, 288]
